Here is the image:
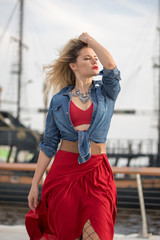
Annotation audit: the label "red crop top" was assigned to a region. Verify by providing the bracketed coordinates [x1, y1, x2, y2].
[70, 101, 93, 127]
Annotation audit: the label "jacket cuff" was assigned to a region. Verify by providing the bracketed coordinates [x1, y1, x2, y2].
[99, 65, 121, 80]
[39, 141, 54, 158]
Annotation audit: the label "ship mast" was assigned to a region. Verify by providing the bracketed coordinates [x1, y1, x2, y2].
[157, 0, 160, 165]
[17, 0, 24, 120]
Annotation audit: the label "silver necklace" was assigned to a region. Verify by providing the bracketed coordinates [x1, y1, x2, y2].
[72, 88, 91, 104]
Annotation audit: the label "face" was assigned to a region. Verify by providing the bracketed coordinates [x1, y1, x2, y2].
[70, 47, 99, 78]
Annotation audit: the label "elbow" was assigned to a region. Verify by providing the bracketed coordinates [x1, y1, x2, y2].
[105, 84, 121, 101]
[105, 62, 116, 70]
[113, 84, 121, 100]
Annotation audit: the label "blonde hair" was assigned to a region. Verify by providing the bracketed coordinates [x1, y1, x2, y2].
[44, 38, 88, 95]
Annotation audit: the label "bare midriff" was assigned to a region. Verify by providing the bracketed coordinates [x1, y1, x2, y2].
[60, 95, 106, 155]
[59, 139, 106, 155]
[59, 123, 106, 155]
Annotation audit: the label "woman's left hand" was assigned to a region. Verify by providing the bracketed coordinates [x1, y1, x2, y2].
[78, 32, 92, 44]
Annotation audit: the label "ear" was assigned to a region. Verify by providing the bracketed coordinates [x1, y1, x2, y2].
[69, 63, 77, 71]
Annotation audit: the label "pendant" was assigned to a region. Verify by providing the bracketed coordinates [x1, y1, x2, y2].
[72, 89, 91, 103]
[79, 95, 90, 103]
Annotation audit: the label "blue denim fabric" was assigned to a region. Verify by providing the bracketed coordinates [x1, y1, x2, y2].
[39, 66, 121, 164]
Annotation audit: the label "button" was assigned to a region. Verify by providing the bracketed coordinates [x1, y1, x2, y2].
[114, 68, 118, 75]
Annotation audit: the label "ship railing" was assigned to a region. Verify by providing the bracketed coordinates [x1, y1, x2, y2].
[0, 163, 160, 237]
[113, 166, 160, 237]
[107, 138, 157, 155]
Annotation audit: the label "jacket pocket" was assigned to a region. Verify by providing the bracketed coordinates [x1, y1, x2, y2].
[52, 103, 64, 123]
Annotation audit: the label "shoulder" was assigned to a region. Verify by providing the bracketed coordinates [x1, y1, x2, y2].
[50, 85, 71, 107]
[54, 86, 70, 97]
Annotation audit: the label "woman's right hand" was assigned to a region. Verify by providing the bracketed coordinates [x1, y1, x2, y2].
[78, 32, 91, 44]
[28, 184, 39, 210]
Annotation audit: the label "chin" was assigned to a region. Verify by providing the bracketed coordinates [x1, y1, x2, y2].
[87, 73, 97, 78]
[92, 71, 99, 76]
[92, 69, 99, 74]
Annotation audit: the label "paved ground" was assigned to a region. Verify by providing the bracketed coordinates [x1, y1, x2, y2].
[0, 225, 160, 240]
[114, 233, 160, 240]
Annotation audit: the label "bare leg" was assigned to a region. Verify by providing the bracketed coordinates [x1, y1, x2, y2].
[82, 219, 100, 240]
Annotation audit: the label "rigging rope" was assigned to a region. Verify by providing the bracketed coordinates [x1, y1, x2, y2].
[0, 1, 19, 44]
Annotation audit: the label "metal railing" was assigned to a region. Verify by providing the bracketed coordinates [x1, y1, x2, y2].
[107, 139, 158, 155]
[0, 162, 160, 237]
[113, 167, 160, 237]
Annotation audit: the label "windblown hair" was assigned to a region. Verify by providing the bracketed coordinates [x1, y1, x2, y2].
[44, 39, 88, 95]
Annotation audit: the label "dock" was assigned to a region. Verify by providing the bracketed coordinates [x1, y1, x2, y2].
[0, 225, 159, 240]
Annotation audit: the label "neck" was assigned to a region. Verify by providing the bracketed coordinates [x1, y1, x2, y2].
[74, 76, 93, 93]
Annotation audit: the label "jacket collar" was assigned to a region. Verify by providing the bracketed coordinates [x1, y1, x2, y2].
[63, 80, 101, 97]
[63, 85, 74, 96]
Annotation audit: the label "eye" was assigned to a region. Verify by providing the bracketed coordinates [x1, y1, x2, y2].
[83, 57, 98, 61]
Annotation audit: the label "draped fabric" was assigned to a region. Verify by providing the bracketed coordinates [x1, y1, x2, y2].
[25, 150, 117, 240]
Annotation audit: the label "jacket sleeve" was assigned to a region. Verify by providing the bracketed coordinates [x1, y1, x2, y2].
[99, 65, 121, 101]
[39, 97, 61, 158]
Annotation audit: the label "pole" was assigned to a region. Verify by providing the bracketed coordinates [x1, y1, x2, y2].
[136, 174, 149, 237]
[157, 0, 160, 165]
[17, 0, 24, 120]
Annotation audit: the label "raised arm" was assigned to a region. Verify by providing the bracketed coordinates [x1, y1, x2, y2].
[78, 32, 116, 69]
[79, 32, 121, 100]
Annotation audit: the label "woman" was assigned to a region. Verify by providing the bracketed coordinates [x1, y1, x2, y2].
[25, 32, 121, 240]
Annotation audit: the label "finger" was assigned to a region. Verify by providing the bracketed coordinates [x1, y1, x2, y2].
[29, 202, 35, 211]
[34, 199, 38, 209]
[78, 34, 88, 43]
[28, 198, 35, 210]
[78, 34, 83, 39]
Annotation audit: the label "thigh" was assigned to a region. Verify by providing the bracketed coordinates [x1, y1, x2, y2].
[82, 198, 114, 240]
[83, 219, 100, 240]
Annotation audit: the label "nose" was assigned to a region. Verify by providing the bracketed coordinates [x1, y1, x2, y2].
[91, 58, 97, 64]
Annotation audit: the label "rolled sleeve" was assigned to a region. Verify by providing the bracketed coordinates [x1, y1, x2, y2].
[39, 98, 61, 158]
[99, 65, 121, 101]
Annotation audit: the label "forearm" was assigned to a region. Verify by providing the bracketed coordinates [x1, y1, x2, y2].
[32, 150, 52, 186]
[87, 37, 116, 69]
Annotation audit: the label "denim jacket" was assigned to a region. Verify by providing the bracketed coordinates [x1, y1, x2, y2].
[39, 66, 121, 164]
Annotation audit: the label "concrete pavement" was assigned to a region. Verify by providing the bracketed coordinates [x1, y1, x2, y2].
[0, 225, 159, 240]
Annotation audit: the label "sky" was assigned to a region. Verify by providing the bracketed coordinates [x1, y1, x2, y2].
[0, 0, 159, 144]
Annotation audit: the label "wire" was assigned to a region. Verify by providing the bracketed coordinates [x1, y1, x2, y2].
[121, 9, 157, 72]
[0, 1, 19, 44]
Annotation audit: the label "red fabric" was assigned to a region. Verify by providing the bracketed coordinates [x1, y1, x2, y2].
[25, 150, 117, 240]
[69, 101, 93, 127]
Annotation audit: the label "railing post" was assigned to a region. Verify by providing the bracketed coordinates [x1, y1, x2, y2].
[136, 174, 149, 237]
[42, 172, 47, 183]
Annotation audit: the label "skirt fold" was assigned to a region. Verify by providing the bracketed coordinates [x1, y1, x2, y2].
[25, 150, 117, 240]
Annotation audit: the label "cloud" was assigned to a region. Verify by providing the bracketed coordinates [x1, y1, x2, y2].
[0, 0, 158, 139]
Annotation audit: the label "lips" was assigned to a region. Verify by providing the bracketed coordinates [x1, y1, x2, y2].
[92, 66, 99, 70]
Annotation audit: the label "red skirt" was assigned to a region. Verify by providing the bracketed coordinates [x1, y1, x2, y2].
[25, 150, 117, 240]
